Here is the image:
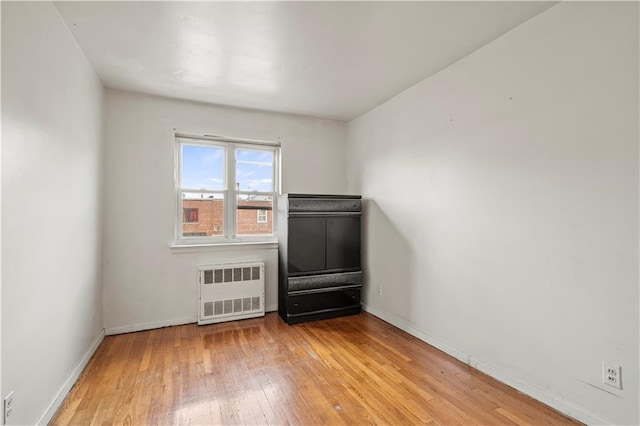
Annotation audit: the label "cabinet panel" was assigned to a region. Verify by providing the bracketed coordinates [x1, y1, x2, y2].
[326, 216, 361, 270]
[287, 288, 361, 316]
[288, 217, 326, 273]
[288, 271, 362, 292]
[289, 198, 361, 212]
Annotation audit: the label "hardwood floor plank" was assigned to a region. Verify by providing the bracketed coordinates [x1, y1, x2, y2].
[495, 407, 531, 425]
[51, 312, 581, 426]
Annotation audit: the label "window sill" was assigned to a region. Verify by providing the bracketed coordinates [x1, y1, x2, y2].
[170, 240, 278, 254]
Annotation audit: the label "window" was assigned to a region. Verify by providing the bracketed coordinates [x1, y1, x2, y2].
[257, 209, 267, 223]
[176, 135, 279, 243]
[183, 208, 198, 223]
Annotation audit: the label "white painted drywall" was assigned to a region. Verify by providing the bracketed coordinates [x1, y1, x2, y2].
[1, 2, 105, 425]
[0, 2, 4, 418]
[347, 2, 638, 425]
[103, 89, 347, 333]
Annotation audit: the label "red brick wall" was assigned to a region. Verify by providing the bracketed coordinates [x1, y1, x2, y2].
[237, 200, 273, 235]
[182, 199, 224, 236]
[181, 199, 273, 236]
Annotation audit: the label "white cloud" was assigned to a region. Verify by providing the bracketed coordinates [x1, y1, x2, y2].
[247, 178, 272, 189]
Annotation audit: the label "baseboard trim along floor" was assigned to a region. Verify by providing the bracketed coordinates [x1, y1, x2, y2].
[362, 303, 608, 425]
[37, 329, 105, 425]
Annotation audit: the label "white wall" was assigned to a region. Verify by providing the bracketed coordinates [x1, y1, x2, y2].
[104, 89, 347, 333]
[0, 2, 4, 417]
[347, 2, 638, 425]
[1, 2, 105, 425]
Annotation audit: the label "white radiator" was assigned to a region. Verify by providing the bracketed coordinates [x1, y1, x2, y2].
[198, 262, 265, 325]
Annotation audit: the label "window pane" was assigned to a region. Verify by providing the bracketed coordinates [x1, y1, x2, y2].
[257, 209, 267, 223]
[236, 149, 274, 192]
[236, 194, 273, 235]
[181, 144, 225, 190]
[181, 192, 224, 237]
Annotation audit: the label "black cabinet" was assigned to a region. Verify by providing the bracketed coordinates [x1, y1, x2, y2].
[288, 216, 361, 274]
[277, 194, 362, 324]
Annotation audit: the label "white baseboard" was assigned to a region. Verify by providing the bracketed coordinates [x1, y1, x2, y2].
[362, 303, 469, 364]
[106, 308, 281, 336]
[37, 329, 105, 425]
[468, 357, 608, 425]
[38, 311, 276, 423]
[362, 303, 608, 426]
[105, 316, 196, 335]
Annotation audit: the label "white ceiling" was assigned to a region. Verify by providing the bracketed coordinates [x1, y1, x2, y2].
[54, 1, 555, 121]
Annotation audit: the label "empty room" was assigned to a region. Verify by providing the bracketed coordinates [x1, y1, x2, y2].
[2, 1, 638, 425]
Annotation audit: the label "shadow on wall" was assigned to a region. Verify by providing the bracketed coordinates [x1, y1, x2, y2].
[362, 199, 415, 322]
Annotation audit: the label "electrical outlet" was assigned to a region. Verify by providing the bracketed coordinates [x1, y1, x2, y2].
[602, 362, 622, 389]
[376, 286, 382, 296]
[4, 391, 14, 424]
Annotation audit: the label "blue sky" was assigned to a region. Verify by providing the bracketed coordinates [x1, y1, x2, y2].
[181, 145, 273, 191]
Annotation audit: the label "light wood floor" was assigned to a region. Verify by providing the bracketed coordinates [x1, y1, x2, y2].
[51, 312, 580, 425]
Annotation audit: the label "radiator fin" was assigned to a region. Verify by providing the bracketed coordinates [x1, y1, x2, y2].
[214, 301, 223, 316]
[204, 297, 263, 316]
[204, 301, 213, 316]
[207, 267, 264, 285]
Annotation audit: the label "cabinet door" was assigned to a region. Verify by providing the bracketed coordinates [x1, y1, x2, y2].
[288, 217, 326, 273]
[326, 216, 361, 271]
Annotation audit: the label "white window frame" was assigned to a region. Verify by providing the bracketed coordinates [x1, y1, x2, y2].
[175, 133, 280, 245]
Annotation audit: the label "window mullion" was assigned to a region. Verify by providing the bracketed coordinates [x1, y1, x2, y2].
[227, 145, 236, 238]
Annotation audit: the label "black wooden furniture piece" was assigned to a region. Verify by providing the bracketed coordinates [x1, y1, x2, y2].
[277, 194, 362, 324]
